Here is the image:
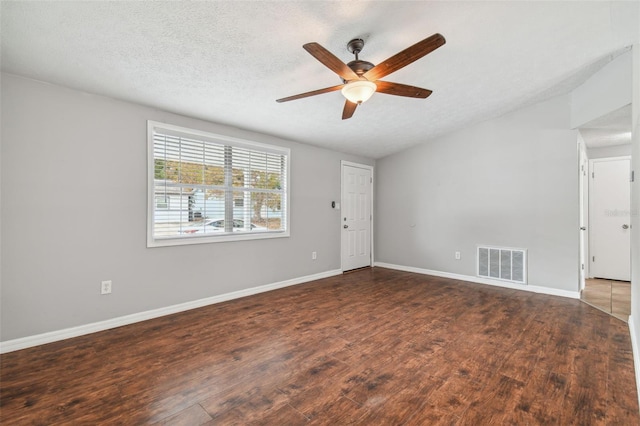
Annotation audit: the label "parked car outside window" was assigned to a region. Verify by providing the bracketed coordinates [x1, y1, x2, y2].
[182, 219, 265, 234]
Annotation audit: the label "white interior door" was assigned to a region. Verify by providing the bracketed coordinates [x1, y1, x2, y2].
[341, 162, 372, 271]
[589, 157, 631, 281]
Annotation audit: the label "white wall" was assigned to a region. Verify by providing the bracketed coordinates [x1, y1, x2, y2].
[631, 41, 640, 404]
[571, 50, 633, 129]
[0, 74, 374, 341]
[587, 144, 632, 159]
[375, 95, 579, 292]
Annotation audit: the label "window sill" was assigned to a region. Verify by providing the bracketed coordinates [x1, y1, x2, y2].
[147, 230, 290, 248]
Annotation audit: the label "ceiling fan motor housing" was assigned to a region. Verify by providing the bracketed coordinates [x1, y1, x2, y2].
[345, 60, 375, 81]
[345, 39, 374, 81]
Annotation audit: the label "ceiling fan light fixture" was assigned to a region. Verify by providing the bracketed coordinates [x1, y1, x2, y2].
[341, 80, 377, 104]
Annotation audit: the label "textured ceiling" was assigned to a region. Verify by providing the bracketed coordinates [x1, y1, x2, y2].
[580, 104, 633, 149]
[1, 1, 638, 159]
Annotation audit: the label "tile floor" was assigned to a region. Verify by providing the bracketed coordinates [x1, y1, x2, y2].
[582, 278, 631, 322]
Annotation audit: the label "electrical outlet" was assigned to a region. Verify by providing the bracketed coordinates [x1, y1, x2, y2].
[312, 251, 317, 260]
[101, 280, 112, 295]
[455, 251, 461, 260]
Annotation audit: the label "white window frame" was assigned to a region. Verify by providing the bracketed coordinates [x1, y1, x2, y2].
[147, 121, 290, 247]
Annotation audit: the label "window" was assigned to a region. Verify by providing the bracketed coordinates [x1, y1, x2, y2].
[148, 121, 289, 247]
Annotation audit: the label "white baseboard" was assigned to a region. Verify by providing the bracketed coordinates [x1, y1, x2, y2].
[0, 269, 342, 354]
[374, 262, 580, 299]
[628, 315, 640, 410]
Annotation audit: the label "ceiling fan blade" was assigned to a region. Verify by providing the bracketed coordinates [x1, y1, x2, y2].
[363, 33, 446, 81]
[375, 81, 432, 98]
[276, 84, 344, 103]
[303, 42, 360, 81]
[342, 100, 357, 120]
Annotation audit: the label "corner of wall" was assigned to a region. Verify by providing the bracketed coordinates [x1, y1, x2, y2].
[630, 39, 640, 409]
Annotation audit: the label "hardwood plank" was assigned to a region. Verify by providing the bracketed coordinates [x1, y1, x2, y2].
[275, 355, 351, 420]
[418, 363, 491, 420]
[152, 403, 212, 425]
[606, 317, 640, 424]
[505, 369, 567, 424]
[199, 385, 296, 423]
[1, 267, 638, 424]
[307, 396, 366, 425]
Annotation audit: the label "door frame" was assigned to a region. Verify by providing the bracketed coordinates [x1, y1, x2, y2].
[579, 141, 588, 290]
[588, 155, 631, 280]
[340, 160, 374, 272]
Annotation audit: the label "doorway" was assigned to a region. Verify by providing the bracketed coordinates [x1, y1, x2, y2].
[577, 104, 632, 321]
[341, 161, 373, 272]
[589, 157, 631, 281]
[581, 156, 632, 321]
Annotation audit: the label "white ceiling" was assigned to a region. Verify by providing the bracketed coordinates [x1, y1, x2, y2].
[1, 1, 638, 159]
[580, 104, 632, 149]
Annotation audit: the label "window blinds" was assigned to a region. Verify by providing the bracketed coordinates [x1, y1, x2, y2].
[148, 121, 289, 246]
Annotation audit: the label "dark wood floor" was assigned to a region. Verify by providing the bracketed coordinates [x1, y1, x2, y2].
[1, 268, 638, 424]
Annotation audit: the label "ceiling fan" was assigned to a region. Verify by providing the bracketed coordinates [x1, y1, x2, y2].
[276, 33, 446, 120]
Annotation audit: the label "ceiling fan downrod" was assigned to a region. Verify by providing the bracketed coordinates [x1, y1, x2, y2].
[346, 39, 374, 79]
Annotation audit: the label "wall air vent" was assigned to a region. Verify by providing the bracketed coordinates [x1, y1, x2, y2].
[477, 246, 527, 284]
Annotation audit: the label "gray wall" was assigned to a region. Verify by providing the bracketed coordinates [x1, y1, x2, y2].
[375, 95, 579, 292]
[0, 74, 373, 341]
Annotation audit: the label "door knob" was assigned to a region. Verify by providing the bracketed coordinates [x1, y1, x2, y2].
[344, 225, 349, 229]
[622, 224, 629, 229]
